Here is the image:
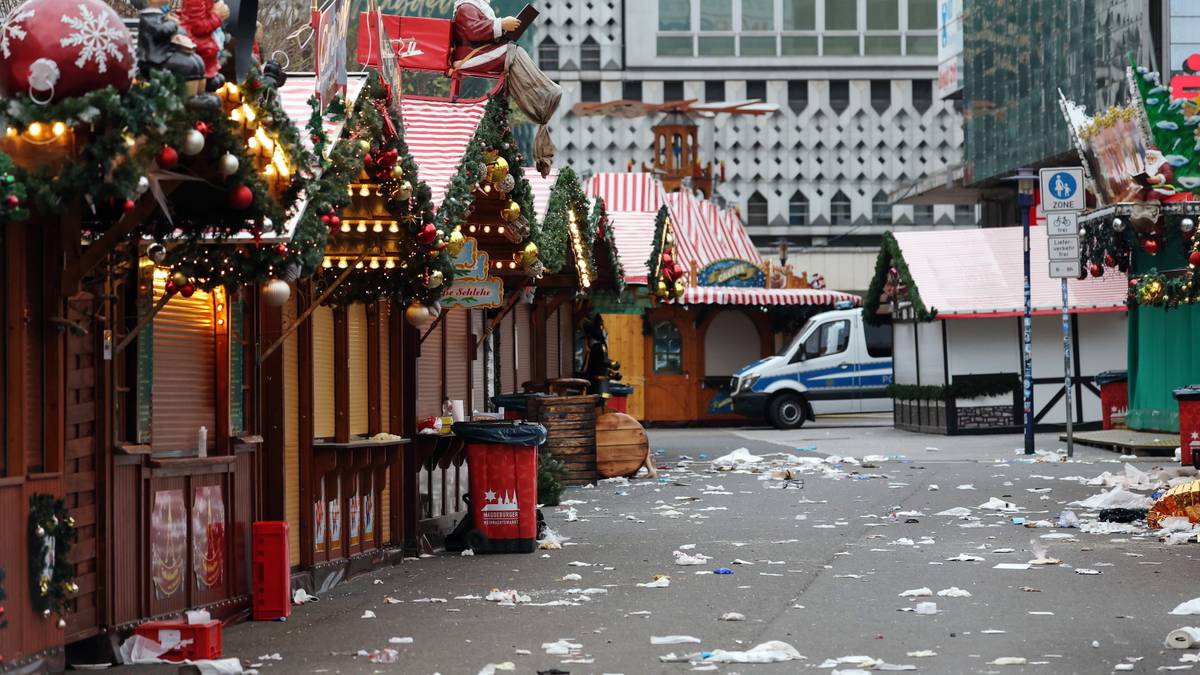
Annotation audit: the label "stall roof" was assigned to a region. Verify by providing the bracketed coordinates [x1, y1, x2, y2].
[525, 167, 560, 221]
[602, 211, 658, 285]
[665, 189, 763, 273]
[587, 172, 666, 212]
[400, 98, 488, 210]
[887, 227, 1128, 318]
[278, 76, 367, 153]
[680, 286, 861, 307]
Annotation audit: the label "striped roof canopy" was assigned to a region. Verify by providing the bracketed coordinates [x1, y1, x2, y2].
[400, 98, 488, 210]
[586, 173, 669, 285]
[277, 76, 367, 153]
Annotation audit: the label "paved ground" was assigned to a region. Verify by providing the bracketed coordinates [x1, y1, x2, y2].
[109, 417, 1200, 674]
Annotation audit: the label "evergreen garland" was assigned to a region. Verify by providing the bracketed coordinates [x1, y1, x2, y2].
[28, 494, 76, 623]
[539, 166, 589, 276]
[590, 196, 625, 292]
[1078, 216, 1132, 279]
[0, 150, 27, 225]
[644, 205, 673, 296]
[863, 231, 935, 323]
[887, 375, 1020, 402]
[315, 71, 454, 307]
[538, 450, 567, 507]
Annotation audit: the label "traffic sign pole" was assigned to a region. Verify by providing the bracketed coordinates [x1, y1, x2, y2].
[1040, 166, 1085, 456]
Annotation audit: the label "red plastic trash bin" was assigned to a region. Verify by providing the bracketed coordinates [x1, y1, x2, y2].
[1096, 371, 1128, 430]
[252, 521, 291, 621]
[607, 383, 634, 414]
[453, 421, 547, 553]
[1176, 386, 1200, 467]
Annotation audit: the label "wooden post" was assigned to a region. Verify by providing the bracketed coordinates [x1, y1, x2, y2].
[334, 307, 350, 443]
[259, 295, 286, 522]
[6, 221, 27, 476]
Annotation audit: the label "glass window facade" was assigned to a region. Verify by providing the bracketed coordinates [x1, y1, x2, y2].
[659, 0, 691, 30]
[743, 0, 775, 30]
[873, 191, 893, 224]
[748, 192, 769, 226]
[788, 80, 809, 112]
[701, 0, 733, 30]
[653, 322, 684, 374]
[908, 0, 937, 29]
[784, 0, 816, 29]
[790, 191, 809, 225]
[825, 0, 857, 30]
[831, 191, 852, 225]
[867, 0, 899, 29]
[963, 0, 1154, 184]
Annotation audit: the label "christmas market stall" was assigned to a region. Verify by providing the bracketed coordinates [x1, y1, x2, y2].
[863, 228, 1128, 435]
[0, 0, 360, 665]
[1065, 59, 1200, 440]
[586, 172, 860, 424]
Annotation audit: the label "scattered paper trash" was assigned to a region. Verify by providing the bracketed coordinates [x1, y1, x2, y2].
[899, 587, 933, 598]
[292, 588, 318, 605]
[367, 648, 399, 663]
[989, 657, 1028, 665]
[1171, 598, 1200, 616]
[388, 637, 414, 645]
[1057, 510, 1080, 528]
[638, 576, 671, 588]
[702, 640, 806, 664]
[1071, 487, 1153, 511]
[485, 589, 532, 605]
[561, 573, 582, 581]
[478, 662, 516, 675]
[542, 639, 583, 656]
[675, 551, 711, 566]
[914, 602, 938, 615]
[651, 635, 702, 645]
[712, 448, 763, 467]
[720, 612, 746, 621]
[946, 554, 985, 562]
[908, 650, 937, 657]
[979, 497, 1020, 512]
[937, 587, 972, 598]
[994, 563, 1031, 570]
[936, 507, 972, 517]
[1166, 627, 1200, 649]
[361, 610, 376, 619]
[1074, 568, 1102, 575]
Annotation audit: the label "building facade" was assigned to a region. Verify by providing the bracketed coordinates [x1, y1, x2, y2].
[533, 0, 968, 293]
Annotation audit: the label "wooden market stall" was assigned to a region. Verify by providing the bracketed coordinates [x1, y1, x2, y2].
[585, 172, 861, 424]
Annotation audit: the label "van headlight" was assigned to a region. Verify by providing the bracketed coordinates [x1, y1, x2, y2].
[737, 374, 760, 393]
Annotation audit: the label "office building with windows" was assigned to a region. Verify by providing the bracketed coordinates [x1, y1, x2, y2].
[534, 0, 967, 292]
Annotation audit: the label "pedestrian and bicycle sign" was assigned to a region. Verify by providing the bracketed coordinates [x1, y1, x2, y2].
[1039, 167, 1085, 211]
[1046, 211, 1078, 236]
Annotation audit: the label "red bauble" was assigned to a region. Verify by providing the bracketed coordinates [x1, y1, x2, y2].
[164, 280, 178, 295]
[1130, 278, 1140, 287]
[157, 146, 179, 170]
[1089, 263, 1102, 278]
[417, 223, 438, 244]
[4, 195, 18, 208]
[228, 185, 254, 210]
[671, 262, 684, 279]
[329, 215, 340, 228]
[194, 121, 211, 135]
[1190, 251, 1200, 267]
[662, 252, 673, 266]
[275, 243, 288, 255]
[0, 0, 134, 102]
[122, 198, 135, 213]
[320, 214, 331, 224]
[179, 283, 196, 298]
[1103, 254, 1116, 268]
[1143, 239, 1160, 255]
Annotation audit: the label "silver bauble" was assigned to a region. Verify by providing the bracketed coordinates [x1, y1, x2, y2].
[262, 278, 291, 307]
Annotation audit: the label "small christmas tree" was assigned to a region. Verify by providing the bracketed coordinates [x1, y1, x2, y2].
[538, 450, 567, 507]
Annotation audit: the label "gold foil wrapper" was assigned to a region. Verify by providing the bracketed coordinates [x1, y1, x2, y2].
[1148, 480, 1200, 528]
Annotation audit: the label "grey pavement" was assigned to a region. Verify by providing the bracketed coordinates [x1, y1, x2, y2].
[106, 420, 1200, 674]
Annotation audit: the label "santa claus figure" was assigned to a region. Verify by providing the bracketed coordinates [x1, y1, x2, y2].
[180, 0, 231, 88]
[451, 0, 562, 175]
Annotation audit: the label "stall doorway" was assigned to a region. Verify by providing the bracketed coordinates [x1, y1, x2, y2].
[703, 311, 762, 415]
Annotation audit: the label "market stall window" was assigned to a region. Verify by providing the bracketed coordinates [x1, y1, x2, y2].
[653, 321, 684, 374]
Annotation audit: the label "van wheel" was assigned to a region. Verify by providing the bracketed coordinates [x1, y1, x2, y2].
[769, 393, 807, 429]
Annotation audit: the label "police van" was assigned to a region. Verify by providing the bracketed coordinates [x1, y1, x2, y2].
[730, 306, 893, 428]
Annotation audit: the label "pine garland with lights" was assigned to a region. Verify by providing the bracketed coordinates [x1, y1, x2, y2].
[540, 166, 590, 278]
[590, 196, 625, 292]
[1078, 216, 1132, 279]
[863, 231, 935, 323]
[0, 150, 27, 224]
[27, 494, 76, 626]
[645, 205, 686, 300]
[315, 71, 453, 307]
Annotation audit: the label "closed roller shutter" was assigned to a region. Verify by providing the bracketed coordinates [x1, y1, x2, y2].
[312, 306, 335, 439]
[417, 316, 443, 418]
[282, 296, 301, 565]
[560, 306, 575, 377]
[515, 303, 532, 389]
[471, 311, 486, 413]
[347, 304, 368, 436]
[381, 467, 391, 544]
[445, 310, 469, 407]
[151, 273, 217, 452]
[546, 306, 560, 380]
[379, 302, 390, 430]
[500, 311, 514, 394]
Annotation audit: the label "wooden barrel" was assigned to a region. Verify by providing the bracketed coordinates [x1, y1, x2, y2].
[595, 411, 649, 479]
[526, 395, 598, 485]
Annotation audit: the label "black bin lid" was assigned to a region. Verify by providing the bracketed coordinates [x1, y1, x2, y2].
[1174, 385, 1200, 401]
[609, 383, 635, 396]
[451, 421, 548, 446]
[1095, 370, 1128, 386]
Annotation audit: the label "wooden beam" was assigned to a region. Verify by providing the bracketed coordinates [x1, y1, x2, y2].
[418, 308, 448, 345]
[61, 185, 178, 294]
[475, 290, 522, 353]
[258, 253, 364, 362]
[112, 287, 174, 356]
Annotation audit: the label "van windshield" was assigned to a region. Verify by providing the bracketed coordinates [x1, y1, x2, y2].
[778, 318, 818, 357]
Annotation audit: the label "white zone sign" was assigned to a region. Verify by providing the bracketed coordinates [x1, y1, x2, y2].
[1039, 167, 1085, 212]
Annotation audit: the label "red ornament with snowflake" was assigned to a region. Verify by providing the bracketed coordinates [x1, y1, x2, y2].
[0, 0, 135, 102]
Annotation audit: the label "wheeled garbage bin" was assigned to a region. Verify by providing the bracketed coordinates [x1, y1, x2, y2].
[451, 421, 548, 553]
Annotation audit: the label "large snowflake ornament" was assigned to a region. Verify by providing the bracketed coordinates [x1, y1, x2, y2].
[0, 6, 34, 59]
[59, 2, 125, 73]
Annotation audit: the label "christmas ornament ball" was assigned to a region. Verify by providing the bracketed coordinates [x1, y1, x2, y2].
[1190, 250, 1200, 267]
[179, 283, 196, 299]
[1143, 238, 1160, 255]
[427, 270, 445, 288]
[56, 617, 66, 629]
[218, 153, 240, 176]
[405, 303, 432, 328]
[1089, 263, 1102, 278]
[417, 223, 438, 244]
[447, 229, 466, 257]
[229, 185, 254, 210]
[157, 146, 179, 170]
[1103, 254, 1116, 268]
[0, 0, 135, 101]
[262, 278, 291, 307]
[147, 242, 167, 263]
[501, 201, 521, 223]
[394, 180, 413, 201]
[171, 271, 189, 288]
[181, 129, 205, 156]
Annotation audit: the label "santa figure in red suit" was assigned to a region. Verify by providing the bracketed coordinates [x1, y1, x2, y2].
[451, 0, 563, 175]
[180, 0, 231, 85]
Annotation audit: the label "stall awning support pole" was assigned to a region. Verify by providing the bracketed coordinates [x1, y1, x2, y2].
[259, 253, 365, 362]
[419, 309, 448, 345]
[113, 289, 175, 355]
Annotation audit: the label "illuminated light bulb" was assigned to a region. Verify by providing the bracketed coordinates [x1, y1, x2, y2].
[495, 261, 504, 269]
[323, 258, 333, 268]
[347, 186, 355, 196]
[5, 127, 16, 138]
[508, 261, 517, 269]
[469, 225, 477, 233]
[340, 222, 351, 233]
[241, 104, 256, 123]
[230, 108, 243, 123]
[356, 221, 368, 233]
[338, 258, 348, 269]
[498, 226, 506, 235]
[28, 122, 42, 137]
[358, 185, 371, 197]
[385, 258, 396, 269]
[388, 222, 399, 233]
[51, 122, 66, 137]
[264, 164, 276, 177]
[355, 260, 364, 269]
[370, 258, 380, 269]
[373, 221, 383, 233]
[248, 136, 259, 150]
[483, 225, 491, 234]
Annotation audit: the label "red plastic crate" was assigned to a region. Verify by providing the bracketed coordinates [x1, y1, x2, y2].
[252, 521, 291, 621]
[134, 620, 222, 662]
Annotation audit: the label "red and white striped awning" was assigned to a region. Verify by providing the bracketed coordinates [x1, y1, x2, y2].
[525, 167, 559, 221]
[665, 190, 764, 274]
[604, 210, 658, 285]
[400, 98, 488, 210]
[679, 287, 862, 307]
[587, 172, 666, 212]
[277, 76, 367, 153]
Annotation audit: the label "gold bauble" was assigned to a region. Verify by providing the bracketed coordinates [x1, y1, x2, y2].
[673, 280, 686, 298]
[171, 271, 189, 288]
[665, 232, 675, 248]
[447, 229, 466, 257]
[391, 164, 405, 179]
[656, 281, 669, 298]
[501, 201, 521, 223]
[40, 579, 49, 595]
[393, 180, 413, 202]
[358, 139, 371, 151]
[489, 157, 510, 184]
[66, 516, 75, 528]
[483, 148, 500, 163]
[427, 270, 445, 288]
[521, 242, 539, 265]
